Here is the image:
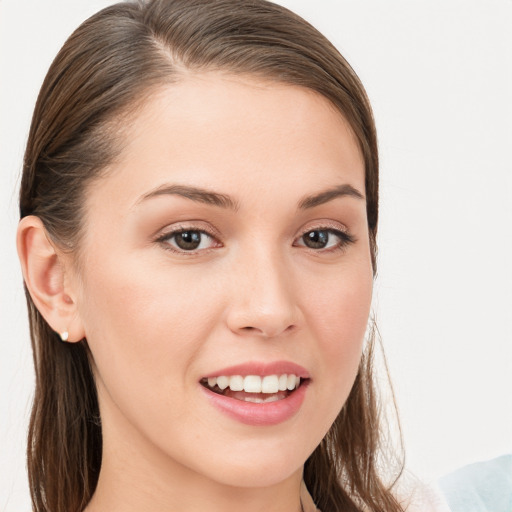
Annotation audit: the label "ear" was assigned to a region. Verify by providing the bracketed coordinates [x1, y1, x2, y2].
[16, 216, 85, 343]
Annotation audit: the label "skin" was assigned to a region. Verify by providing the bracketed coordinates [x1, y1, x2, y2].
[19, 73, 373, 512]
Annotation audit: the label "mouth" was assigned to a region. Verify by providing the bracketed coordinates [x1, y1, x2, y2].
[200, 363, 310, 425]
[200, 374, 306, 403]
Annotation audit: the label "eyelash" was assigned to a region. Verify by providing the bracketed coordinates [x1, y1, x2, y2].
[294, 227, 356, 253]
[155, 226, 220, 254]
[155, 225, 356, 255]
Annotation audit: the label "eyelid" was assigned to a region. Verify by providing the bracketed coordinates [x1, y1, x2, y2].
[294, 221, 356, 251]
[154, 222, 223, 253]
[297, 220, 350, 237]
[154, 220, 221, 239]
[152, 220, 355, 255]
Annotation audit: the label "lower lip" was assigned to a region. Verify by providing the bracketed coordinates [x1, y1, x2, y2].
[201, 382, 309, 426]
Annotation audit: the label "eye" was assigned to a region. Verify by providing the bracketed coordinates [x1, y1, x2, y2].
[157, 229, 219, 253]
[295, 228, 355, 251]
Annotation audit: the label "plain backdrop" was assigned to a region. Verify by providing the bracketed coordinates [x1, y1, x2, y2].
[1, 1, 511, 510]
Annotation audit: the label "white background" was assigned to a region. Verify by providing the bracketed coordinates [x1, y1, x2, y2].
[1, 1, 511, 510]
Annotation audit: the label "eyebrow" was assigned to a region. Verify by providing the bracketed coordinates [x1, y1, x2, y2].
[135, 184, 239, 210]
[298, 183, 364, 209]
[135, 182, 364, 211]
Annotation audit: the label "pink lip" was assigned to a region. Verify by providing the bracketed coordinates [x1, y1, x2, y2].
[200, 380, 309, 426]
[202, 360, 310, 379]
[200, 360, 310, 426]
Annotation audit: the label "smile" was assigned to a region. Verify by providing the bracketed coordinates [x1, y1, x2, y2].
[201, 374, 303, 403]
[200, 361, 310, 425]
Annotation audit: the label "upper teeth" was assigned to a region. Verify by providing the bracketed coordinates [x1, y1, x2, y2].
[206, 374, 301, 393]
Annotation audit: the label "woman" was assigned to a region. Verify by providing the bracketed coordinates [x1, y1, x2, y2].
[16, 0, 412, 511]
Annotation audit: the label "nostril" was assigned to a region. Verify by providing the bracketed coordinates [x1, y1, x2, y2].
[238, 324, 296, 338]
[283, 325, 296, 335]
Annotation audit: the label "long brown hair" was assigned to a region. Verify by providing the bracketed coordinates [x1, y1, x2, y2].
[19, 1, 403, 510]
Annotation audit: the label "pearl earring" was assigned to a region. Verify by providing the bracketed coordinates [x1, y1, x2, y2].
[60, 331, 69, 342]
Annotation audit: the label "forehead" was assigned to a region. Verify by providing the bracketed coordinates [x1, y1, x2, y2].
[87, 73, 365, 213]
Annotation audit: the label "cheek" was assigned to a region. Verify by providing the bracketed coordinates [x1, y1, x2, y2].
[301, 260, 373, 416]
[81, 248, 216, 338]
[75, 252, 222, 411]
[306, 263, 372, 351]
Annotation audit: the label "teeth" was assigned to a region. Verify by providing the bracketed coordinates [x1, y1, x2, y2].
[261, 375, 279, 393]
[243, 375, 262, 393]
[217, 376, 229, 390]
[229, 375, 244, 391]
[243, 395, 280, 403]
[205, 374, 303, 393]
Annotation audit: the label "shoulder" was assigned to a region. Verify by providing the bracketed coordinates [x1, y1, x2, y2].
[393, 471, 451, 512]
[438, 454, 512, 512]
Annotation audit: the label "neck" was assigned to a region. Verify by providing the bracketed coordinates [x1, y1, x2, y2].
[87, 459, 303, 512]
[85, 403, 304, 512]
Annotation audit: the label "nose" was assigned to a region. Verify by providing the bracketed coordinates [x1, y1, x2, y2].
[225, 249, 300, 338]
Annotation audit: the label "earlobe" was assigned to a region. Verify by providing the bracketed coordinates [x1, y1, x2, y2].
[16, 216, 85, 343]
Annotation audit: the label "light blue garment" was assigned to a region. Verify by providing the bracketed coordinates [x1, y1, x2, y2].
[438, 454, 512, 512]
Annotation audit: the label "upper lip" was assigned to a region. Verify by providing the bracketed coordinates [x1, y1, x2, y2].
[202, 360, 310, 379]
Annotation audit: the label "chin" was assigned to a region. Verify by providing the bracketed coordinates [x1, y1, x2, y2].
[204, 456, 304, 489]
[184, 433, 315, 489]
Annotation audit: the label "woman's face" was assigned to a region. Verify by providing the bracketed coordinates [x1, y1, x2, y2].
[71, 73, 373, 488]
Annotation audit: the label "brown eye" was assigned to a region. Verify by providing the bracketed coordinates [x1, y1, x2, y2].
[159, 229, 218, 252]
[296, 228, 355, 251]
[174, 231, 202, 250]
[302, 230, 330, 249]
